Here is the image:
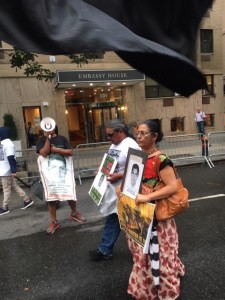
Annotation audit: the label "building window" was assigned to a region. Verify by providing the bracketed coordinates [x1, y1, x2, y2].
[202, 75, 214, 95]
[200, 29, 213, 53]
[170, 117, 184, 132]
[204, 114, 214, 127]
[145, 77, 174, 98]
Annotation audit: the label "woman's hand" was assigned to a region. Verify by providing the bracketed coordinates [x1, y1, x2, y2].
[115, 185, 122, 198]
[135, 193, 151, 204]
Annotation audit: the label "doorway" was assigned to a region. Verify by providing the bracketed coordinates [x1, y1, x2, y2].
[23, 106, 42, 148]
[67, 104, 86, 147]
[92, 107, 118, 142]
[67, 104, 118, 146]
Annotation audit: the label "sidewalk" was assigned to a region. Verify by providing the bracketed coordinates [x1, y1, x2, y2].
[1, 160, 225, 241]
[0, 177, 103, 240]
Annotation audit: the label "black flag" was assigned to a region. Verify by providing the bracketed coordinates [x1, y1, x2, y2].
[0, 0, 213, 96]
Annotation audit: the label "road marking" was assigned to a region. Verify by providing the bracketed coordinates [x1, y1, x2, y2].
[189, 194, 225, 202]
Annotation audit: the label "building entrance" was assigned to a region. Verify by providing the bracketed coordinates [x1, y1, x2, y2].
[92, 106, 118, 142]
[67, 103, 118, 147]
[23, 106, 42, 148]
[65, 85, 125, 147]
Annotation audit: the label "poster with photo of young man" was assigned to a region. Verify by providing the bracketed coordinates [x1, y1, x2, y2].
[38, 154, 76, 201]
[89, 153, 117, 205]
[118, 148, 155, 249]
[121, 148, 147, 199]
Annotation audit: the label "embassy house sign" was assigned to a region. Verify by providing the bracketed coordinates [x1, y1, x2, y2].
[55, 69, 145, 87]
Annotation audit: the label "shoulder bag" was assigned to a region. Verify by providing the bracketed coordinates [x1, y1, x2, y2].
[153, 155, 189, 221]
[141, 154, 189, 221]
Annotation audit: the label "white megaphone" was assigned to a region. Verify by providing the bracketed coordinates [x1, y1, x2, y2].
[40, 117, 56, 132]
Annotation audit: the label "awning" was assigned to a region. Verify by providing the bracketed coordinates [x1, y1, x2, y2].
[55, 69, 145, 89]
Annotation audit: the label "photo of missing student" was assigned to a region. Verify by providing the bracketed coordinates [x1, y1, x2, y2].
[118, 148, 154, 249]
[38, 153, 76, 201]
[121, 149, 147, 200]
[123, 161, 144, 199]
[89, 153, 117, 206]
[93, 171, 108, 194]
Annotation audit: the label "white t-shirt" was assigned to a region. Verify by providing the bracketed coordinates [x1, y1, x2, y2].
[195, 111, 205, 122]
[108, 137, 140, 187]
[100, 137, 140, 215]
[0, 139, 15, 176]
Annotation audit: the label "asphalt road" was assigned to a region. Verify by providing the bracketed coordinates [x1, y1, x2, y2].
[1, 161, 225, 300]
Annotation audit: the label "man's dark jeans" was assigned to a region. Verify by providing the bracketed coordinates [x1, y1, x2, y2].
[197, 121, 205, 135]
[99, 213, 121, 256]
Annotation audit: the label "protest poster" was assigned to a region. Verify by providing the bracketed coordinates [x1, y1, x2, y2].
[38, 154, 76, 201]
[117, 194, 155, 248]
[118, 147, 155, 250]
[89, 153, 117, 205]
[121, 148, 147, 199]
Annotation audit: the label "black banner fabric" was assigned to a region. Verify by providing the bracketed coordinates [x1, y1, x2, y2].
[0, 0, 213, 96]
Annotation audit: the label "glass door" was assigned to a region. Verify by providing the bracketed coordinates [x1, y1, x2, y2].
[92, 107, 118, 142]
[67, 104, 86, 147]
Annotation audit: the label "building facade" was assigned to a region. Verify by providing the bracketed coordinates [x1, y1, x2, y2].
[0, 0, 224, 150]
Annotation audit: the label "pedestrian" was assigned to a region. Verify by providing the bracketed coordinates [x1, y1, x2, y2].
[195, 108, 206, 135]
[0, 127, 33, 215]
[124, 119, 185, 299]
[127, 121, 138, 140]
[27, 121, 35, 148]
[89, 118, 140, 261]
[36, 118, 86, 234]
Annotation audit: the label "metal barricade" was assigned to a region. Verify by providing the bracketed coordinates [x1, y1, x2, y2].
[5, 132, 225, 189]
[0, 149, 39, 190]
[74, 142, 110, 185]
[15, 149, 40, 183]
[207, 131, 225, 167]
[160, 133, 213, 168]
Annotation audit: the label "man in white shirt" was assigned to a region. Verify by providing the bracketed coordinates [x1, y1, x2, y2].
[195, 108, 206, 135]
[0, 127, 33, 215]
[89, 119, 140, 261]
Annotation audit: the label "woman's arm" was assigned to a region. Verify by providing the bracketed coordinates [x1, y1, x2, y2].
[135, 165, 178, 204]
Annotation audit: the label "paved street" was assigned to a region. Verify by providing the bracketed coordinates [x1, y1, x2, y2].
[1, 161, 225, 299]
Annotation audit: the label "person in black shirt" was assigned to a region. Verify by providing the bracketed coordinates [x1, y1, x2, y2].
[36, 119, 86, 234]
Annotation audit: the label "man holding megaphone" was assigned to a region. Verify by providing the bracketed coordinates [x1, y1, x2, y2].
[36, 117, 86, 234]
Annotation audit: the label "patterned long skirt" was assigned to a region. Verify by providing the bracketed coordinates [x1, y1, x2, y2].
[127, 218, 185, 300]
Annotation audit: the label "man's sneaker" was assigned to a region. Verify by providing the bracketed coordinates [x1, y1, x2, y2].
[46, 221, 60, 234]
[0, 207, 10, 216]
[68, 212, 86, 223]
[21, 199, 33, 210]
[89, 249, 113, 262]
